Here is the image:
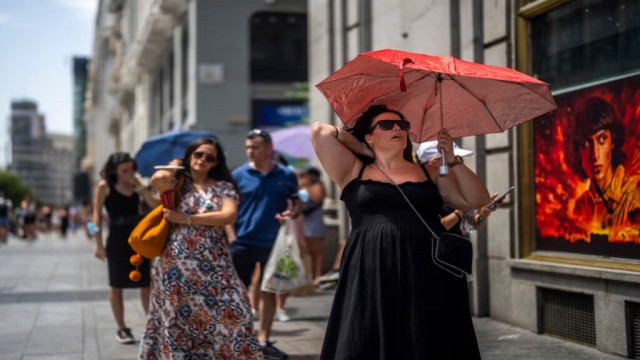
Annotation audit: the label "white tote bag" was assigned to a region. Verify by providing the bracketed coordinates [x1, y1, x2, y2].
[261, 218, 306, 294]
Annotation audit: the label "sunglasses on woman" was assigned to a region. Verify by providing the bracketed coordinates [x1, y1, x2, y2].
[192, 151, 217, 163]
[370, 119, 411, 132]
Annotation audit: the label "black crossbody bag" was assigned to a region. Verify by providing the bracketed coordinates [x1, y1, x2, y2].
[373, 164, 472, 278]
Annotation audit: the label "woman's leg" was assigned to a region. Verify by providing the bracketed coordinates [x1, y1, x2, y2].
[110, 287, 126, 329]
[140, 286, 150, 314]
[250, 263, 261, 315]
[308, 237, 325, 286]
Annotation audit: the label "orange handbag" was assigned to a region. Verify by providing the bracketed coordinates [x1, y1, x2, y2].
[128, 176, 184, 260]
[128, 204, 171, 259]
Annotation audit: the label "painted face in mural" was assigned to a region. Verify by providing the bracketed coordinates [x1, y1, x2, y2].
[579, 129, 614, 182]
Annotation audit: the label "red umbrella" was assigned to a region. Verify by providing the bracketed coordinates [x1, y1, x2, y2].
[316, 48, 557, 143]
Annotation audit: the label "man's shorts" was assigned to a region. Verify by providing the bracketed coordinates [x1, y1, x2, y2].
[229, 243, 273, 287]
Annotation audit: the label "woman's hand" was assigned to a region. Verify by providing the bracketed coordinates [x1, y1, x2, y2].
[436, 129, 456, 163]
[95, 245, 106, 261]
[480, 192, 504, 217]
[152, 160, 182, 194]
[163, 209, 190, 224]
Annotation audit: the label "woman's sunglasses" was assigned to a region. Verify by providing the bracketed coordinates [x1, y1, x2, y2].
[370, 119, 411, 132]
[192, 151, 217, 163]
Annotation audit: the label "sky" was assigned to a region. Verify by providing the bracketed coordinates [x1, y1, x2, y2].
[0, 0, 97, 166]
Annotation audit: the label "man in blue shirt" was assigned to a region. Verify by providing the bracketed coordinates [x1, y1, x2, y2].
[231, 129, 301, 360]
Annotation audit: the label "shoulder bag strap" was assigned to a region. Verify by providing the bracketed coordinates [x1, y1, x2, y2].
[371, 164, 439, 239]
[372, 163, 465, 278]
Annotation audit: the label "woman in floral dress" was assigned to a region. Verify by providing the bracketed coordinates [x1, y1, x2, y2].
[139, 138, 262, 359]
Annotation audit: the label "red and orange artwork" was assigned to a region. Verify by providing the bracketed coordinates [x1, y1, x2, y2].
[534, 74, 640, 259]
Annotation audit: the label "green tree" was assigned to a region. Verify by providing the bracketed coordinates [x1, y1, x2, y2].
[0, 170, 32, 208]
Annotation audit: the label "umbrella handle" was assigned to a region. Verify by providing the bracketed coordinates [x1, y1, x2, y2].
[439, 148, 449, 177]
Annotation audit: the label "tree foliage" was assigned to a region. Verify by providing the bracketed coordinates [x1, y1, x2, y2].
[0, 170, 32, 207]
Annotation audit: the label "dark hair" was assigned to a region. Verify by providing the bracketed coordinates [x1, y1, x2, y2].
[572, 97, 626, 179]
[100, 152, 137, 186]
[275, 153, 289, 167]
[349, 105, 413, 163]
[246, 128, 272, 145]
[180, 138, 237, 189]
[305, 166, 321, 179]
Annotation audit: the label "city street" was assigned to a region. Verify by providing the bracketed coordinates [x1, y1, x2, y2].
[0, 231, 624, 360]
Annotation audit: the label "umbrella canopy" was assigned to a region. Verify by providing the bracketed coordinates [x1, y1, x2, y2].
[271, 124, 317, 160]
[135, 130, 217, 177]
[316, 48, 557, 142]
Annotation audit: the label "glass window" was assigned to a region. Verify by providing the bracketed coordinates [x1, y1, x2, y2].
[531, 0, 640, 90]
[250, 12, 308, 82]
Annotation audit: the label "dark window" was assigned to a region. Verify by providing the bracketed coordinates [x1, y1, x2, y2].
[250, 12, 308, 82]
[531, 0, 640, 90]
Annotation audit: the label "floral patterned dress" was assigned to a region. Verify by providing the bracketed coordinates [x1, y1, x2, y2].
[139, 180, 262, 360]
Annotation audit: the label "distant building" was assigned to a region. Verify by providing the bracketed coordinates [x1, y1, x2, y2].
[8, 100, 74, 206]
[72, 57, 90, 203]
[84, 0, 308, 186]
[48, 133, 74, 206]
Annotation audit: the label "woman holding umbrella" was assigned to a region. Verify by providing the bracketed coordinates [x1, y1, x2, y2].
[311, 105, 490, 359]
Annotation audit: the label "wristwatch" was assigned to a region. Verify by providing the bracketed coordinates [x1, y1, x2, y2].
[447, 155, 464, 168]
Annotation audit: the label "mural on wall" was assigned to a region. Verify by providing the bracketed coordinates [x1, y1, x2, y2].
[534, 74, 640, 259]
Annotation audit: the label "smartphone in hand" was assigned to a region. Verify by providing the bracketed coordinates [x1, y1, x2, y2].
[486, 186, 515, 210]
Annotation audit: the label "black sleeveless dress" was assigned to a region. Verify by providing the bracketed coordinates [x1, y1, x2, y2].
[320, 165, 481, 359]
[104, 184, 150, 288]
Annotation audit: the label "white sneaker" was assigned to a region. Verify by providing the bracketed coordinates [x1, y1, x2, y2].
[274, 308, 290, 322]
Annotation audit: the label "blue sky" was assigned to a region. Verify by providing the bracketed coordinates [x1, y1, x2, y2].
[0, 0, 97, 166]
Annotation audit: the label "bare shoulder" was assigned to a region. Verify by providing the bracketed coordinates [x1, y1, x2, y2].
[96, 180, 108, 191]
[340, 158, 364, 189]
[422, 162, 439, 181]
[93, 180, 109, 202]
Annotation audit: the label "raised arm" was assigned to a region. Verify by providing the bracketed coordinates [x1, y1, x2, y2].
[133, 175, 160, 208]
[311, 122, 371, 189]
[424, 129, 490, 211]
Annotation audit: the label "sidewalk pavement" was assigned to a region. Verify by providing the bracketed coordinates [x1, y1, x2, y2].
[0, 232, 624, 359]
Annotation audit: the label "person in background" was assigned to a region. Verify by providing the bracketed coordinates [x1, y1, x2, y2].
[92, 152, 159, 344]
[0, 192, 13, 244]
[140, 137, 261, 359]
[298, 166, 327, 287]
[311, 104, 489, 359]
[20, 195, 38, 240]
[231, 129, 301, 360]
[80, 199, 93, 240]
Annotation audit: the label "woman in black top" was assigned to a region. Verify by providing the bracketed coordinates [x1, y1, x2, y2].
[311, 105, 490, 359]
[92, 152, 159, 344]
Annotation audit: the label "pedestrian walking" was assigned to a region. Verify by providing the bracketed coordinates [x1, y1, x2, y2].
[311, 105, 490, 359]
[231, 129, 301, 360]
[0, 192, 13, 244]
[139, 138, 262, 359]
[297, 167, 327, 287]
[92, 152, 159, 344]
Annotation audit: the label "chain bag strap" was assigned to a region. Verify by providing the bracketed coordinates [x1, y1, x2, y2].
[372, 164, 471, 278]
